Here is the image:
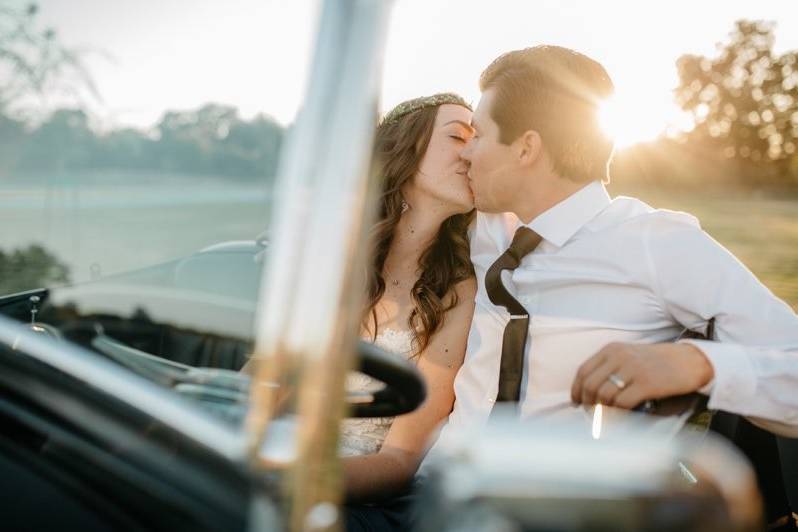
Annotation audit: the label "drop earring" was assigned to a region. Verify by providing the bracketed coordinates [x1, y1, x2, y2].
[401, 200, 409, 213]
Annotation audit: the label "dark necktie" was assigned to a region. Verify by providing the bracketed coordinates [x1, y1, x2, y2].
[485, 226, 542, 403]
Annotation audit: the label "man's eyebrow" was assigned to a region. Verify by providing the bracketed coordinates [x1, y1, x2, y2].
[443, 120, 475, 131]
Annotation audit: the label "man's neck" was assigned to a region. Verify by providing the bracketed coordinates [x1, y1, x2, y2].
[513, 176, 590, 225]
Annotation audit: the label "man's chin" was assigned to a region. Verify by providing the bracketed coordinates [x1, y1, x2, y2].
[473, 198, 501, 214]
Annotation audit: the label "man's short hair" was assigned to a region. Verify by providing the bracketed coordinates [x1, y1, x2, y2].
[480, 45, 615, 183]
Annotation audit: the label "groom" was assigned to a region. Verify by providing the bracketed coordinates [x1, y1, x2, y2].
[420, 46, 798, 529]
[444, 45, 798, 440]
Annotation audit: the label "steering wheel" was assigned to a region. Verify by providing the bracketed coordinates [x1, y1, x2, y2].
[90, 333, 426, 419]
[350, 340, 426, 418]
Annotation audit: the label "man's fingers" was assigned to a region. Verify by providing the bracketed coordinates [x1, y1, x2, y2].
[571, 350, 609, 403]
[595, 376, 628, 406]
[613, 384, 647, 410]
[579, 362, 622, 405]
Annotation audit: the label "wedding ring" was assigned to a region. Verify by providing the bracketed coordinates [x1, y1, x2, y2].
[607, 373, 627, 390]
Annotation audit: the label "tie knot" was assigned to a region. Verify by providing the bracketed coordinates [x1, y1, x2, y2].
[508, 226, 542, 262]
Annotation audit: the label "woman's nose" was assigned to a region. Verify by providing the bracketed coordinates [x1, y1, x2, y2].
[459, 140, 473, 161]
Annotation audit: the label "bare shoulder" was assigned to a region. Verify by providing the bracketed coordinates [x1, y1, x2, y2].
[417, 277, 476, 367]
[448, 277, 477, 309]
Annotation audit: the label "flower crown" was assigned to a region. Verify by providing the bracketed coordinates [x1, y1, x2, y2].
[380, 92, 472, 127]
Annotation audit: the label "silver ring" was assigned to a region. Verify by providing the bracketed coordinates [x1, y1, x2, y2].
[607, 373, 627, 390]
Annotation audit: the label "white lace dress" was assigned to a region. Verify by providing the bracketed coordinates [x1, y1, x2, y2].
[340, 328, 415, 456]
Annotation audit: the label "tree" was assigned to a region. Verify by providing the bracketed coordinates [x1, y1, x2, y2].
[0, 112, 26, 177]
[0, 3, 99, 177]
[674, 20, 798, 183]
[0, 3, 98, 120]
[153, 104, 284, 178]
[0, 244, 70, 293]
[16, 108, 95, 173]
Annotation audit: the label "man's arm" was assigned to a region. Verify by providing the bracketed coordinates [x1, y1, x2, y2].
[573, 213, 798, 436]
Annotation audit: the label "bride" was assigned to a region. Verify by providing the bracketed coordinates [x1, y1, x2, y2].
[343, 93, 477, 528]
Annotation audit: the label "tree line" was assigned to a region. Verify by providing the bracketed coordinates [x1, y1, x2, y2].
[2, 5, 795, 188]
[612, 20, 798, 190]
[0, 4, 284, 181]
[0, 103, 285, 180]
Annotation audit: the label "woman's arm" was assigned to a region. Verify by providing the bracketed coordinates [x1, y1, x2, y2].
[343, 278, 476, 503]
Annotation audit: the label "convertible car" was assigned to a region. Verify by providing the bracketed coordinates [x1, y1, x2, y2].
[0, 237, 783, 532]
[0, 237, 426, 531]
[0, 1, 793, 531]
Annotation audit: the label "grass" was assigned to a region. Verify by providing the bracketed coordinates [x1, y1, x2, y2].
[608, 183, 798, 311]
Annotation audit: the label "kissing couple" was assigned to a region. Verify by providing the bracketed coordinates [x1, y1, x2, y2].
[332, 45, 798, 532]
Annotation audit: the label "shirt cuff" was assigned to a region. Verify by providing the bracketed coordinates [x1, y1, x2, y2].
[677, 339, 757, 412]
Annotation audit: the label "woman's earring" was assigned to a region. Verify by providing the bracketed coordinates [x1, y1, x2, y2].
[401, 200, 409, 213]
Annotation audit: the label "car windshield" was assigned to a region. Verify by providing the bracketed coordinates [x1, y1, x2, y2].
[0, 1, 321, 373]
[1, 1, 327, 286]
[0, 4, 335, 446]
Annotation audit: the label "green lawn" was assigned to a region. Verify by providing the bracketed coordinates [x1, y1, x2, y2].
[608, 184, 798, 311]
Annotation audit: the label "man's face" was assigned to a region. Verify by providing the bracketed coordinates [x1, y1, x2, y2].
[461, 88, 520, 213]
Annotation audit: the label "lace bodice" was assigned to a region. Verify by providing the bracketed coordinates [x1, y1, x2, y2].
[339, 328, 415, 456]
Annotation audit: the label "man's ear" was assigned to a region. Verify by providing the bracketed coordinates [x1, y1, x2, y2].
[516, 130, 543, 166]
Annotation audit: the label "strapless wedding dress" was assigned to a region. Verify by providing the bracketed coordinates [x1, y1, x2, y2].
[340, 328, 415, 456]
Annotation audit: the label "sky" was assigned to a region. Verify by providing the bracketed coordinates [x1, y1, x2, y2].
[27, 0, 798, 147]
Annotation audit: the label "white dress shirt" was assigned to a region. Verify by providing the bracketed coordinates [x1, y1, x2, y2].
[438, 180, 798, 444]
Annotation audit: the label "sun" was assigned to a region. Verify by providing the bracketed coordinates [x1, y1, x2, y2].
[599, 93, 683, 148]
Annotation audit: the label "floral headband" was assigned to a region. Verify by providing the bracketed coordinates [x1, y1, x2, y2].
[380, 92, 472, 127]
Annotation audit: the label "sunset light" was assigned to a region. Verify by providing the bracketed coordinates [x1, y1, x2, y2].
[599, 92, 694, 148]
[2, 2, 798, 528]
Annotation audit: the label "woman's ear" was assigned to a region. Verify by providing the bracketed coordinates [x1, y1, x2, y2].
[516, 130, 543, 166]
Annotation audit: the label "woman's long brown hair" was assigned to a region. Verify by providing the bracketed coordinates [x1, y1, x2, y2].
[364, 104, 475, 354]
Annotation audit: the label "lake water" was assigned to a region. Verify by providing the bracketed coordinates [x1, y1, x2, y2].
[0, 176, 272, 286]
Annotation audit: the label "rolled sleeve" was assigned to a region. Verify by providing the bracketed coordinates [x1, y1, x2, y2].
[679, 339, 757, 412]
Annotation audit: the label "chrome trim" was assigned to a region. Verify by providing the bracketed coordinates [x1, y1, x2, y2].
[246, 0, 395, 528]
[424, 406, 761, 531]
[0, 314, 246, 461]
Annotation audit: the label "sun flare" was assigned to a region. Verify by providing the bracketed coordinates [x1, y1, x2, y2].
[599, 93, 690, 149]
[599, 96, 652, 148]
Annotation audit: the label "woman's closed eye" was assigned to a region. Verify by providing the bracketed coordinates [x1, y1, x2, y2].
[449, 135, 467, 143]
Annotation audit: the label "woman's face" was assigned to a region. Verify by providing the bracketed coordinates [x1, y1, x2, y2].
[411, 104, 475, 214]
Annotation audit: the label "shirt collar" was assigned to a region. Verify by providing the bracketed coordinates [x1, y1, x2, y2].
[522, 180, 611, 248]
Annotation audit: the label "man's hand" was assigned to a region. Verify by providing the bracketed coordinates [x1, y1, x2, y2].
[570, 342, 715, 409]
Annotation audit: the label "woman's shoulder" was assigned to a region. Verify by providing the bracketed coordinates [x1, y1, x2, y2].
[454, 275, 477, 301]
[439, 277, 477, 319]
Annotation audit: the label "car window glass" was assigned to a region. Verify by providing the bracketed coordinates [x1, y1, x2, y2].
[0, 1, 318, 412]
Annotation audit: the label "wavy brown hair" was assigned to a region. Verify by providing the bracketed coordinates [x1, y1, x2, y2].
[364, 100, 475, 354]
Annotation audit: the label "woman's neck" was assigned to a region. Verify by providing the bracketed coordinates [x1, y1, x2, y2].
[391, 211, 439, 261]
[368, 199, 456, 336]
[385, 192, 456, 273]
